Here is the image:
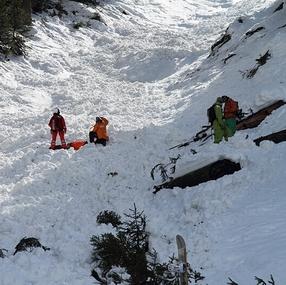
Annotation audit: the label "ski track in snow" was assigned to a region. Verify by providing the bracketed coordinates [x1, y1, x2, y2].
[0, 0, 285, 284]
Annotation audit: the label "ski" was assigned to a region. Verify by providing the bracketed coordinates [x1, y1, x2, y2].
[176, 234, 188, 285]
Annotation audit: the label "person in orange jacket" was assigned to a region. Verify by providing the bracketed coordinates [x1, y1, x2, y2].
[89, 117, 109, 146]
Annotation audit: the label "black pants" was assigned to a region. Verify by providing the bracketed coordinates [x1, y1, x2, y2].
[89, 131, 107, 146]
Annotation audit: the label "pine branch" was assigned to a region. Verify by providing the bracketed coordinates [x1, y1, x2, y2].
[268, 275, 275, 285]
[255, 276, 267, 285]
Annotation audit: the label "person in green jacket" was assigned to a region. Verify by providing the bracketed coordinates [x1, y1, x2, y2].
[213, 97, 228, 144]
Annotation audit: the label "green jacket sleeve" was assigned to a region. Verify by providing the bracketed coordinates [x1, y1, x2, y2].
[215, 104, 223, 125]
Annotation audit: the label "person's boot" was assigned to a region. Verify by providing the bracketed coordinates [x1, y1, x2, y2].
[50, 142, 56, 150]
[61, 141, 67, 149]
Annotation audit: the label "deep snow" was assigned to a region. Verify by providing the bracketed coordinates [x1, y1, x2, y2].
[0, 0, 286, 284]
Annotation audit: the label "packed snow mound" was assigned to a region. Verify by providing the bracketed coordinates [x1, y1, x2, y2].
[1, 0, 286, 284]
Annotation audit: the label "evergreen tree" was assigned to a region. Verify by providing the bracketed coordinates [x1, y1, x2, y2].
[119, 204, 148, 251]
[96, 210, 122, 228]
[9, 0, 30, 33]
[0, 0, 30, 56]
[8, 0, 27, 56]
[119, 204, 149, 284]
[90, 233, 127, 274]
[91, 205, 149, 284]
[91, 206, 204, 284]
[22, 0, 32, 25]
[0, 0, 12, 54]
[31, 0, 49, 13]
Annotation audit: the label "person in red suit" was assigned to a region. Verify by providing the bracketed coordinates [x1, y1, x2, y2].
[48, 108, 67, 150]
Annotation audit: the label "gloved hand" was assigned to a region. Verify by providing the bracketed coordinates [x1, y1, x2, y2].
[63, 128, 67, 134]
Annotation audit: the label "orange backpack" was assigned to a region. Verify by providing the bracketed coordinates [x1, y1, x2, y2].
[67, 140, 88, 150]
[224, 99, 238, 119]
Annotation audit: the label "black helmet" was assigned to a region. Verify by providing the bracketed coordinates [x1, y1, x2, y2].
[96, 117, 101, 122]
[54, 108, 60, 115]
[222, 96, 229, 102]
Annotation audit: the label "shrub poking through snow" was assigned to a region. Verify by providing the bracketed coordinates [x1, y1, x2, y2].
[148, 251, 181, 284]
[13, 237, 50, 255]
[242, 50, 271, 79]
[147, 250, 204, 284]
[91, 205, 204, 284]
[90, 12, 103, 22]
[255, 275, 276, 285]
[70, 0, 100, 6]
[107, 171, 118, 177]
[0, 248, 8, 258]
[209, 29, 231, 56]
[89, 12, 106, 25]
[255, 50, 271, 65]
[96, 210, 122, 227]
[245, 27, 265, 38]
[227, 275, 277, 285]
[223, 53, 236, 64]
[237, 17, 243, 23]
[273, 2, 284, 13]
[73, 21, 86, 29]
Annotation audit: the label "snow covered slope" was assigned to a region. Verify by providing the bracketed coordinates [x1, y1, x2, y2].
[0, 0, 285, 284]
